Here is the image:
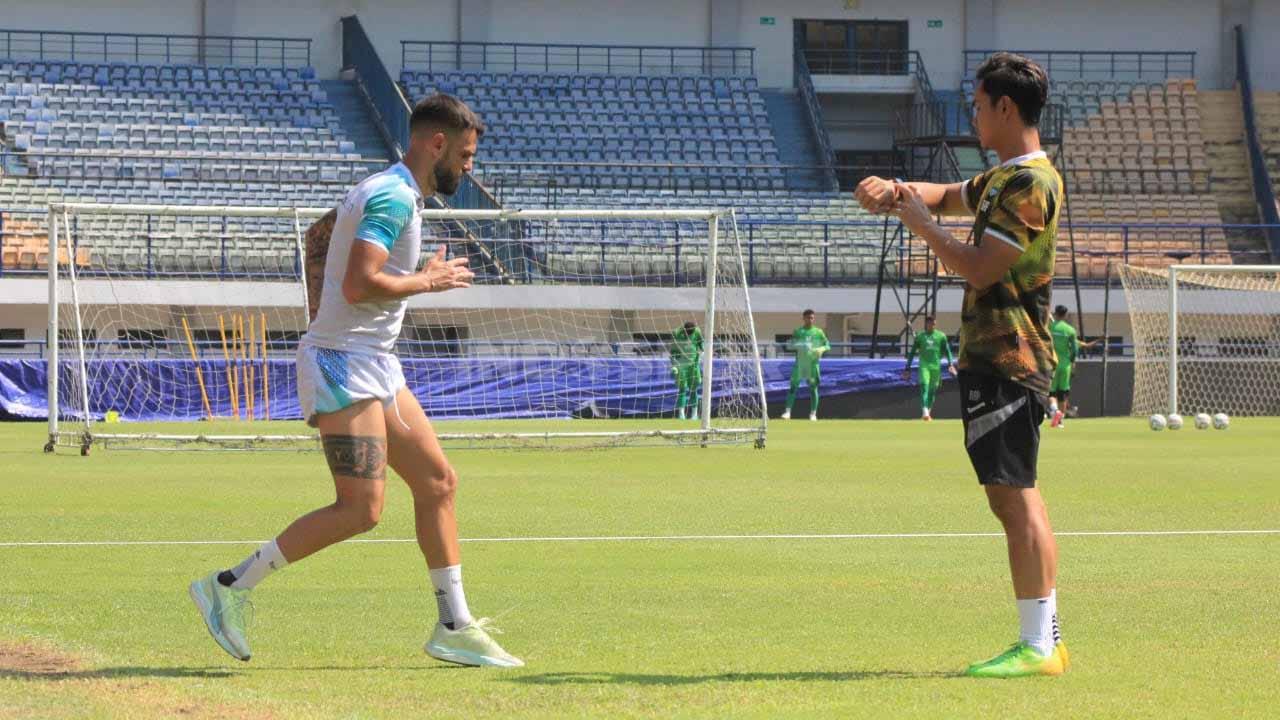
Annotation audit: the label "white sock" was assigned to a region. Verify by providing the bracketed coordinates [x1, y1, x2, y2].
[225, 539, 288, 590]
[429, 565, 473, 630]
[1017, 590, 1058, 656]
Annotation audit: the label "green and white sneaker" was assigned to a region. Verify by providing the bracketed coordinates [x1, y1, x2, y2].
[965, 641, 1068, 678]
[189, 571, 252, 662]
[425, 618, 524, 668]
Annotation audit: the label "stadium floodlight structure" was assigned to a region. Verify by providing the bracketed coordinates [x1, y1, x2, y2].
[1118, 264, 1280, 417]
[45, 203, 767, 453]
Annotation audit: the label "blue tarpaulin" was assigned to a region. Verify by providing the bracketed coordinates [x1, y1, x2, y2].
[0, 357, 946, 421]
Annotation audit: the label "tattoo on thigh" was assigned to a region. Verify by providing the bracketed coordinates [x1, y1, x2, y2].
[322, 435, 387, 480]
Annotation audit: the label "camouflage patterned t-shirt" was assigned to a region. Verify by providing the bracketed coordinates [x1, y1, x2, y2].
[959, 151, 1062, 394]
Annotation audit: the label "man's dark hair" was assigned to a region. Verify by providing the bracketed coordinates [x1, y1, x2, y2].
[925, 315, 935, 323]
[1054, 305, 1069, 317]
[802, 309, 815, 317]
[410, 93, 485, 137]
[683, 321, 696, 331]
[975, 52, 1049, 127]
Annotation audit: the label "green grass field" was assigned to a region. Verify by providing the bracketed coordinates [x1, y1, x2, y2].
[2, 417, 1278, 719]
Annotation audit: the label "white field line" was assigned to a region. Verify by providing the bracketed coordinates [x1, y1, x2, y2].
[1, 529, 1278, 548]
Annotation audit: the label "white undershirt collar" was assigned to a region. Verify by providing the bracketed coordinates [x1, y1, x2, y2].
[1000, 150, 1047, 167]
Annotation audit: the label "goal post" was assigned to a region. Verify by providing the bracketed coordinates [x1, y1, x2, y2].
[1118, 263, 1280, 417]
[45, 202, 767, 452]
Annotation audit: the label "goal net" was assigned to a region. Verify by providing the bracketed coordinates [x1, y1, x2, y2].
[45, 203, 767, 452]
[1118, 263, 1280, 416]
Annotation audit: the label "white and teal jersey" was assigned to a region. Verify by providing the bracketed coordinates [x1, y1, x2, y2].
[303, 162, 424, 354]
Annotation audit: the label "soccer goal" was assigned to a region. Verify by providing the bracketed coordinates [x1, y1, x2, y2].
[1117, 263, 1280, 416]
[44, 203, 767, 453]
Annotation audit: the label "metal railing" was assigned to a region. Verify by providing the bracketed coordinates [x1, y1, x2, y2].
[893, 100, 1065, 144]
[401, 41, 754, 77]
[802, 49, 914, 77]
[4, 213, 1270, 284]
[1233, 25, 1280, 260]
[0, 28, 311, 67]
[1, 149, 389, 183]
[793, 47, 839, 192]
[341, 15, 410, 157]
[963, 50, 1196, 81]
[803, 49, 943, 114]
[473, 160, 853, 195]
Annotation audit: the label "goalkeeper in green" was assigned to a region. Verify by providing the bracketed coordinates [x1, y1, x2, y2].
[1048, 305, 1098, 428]
[900, 315, 956, 421]
[782, 309, 831, 421]
[669, 321, 704, 420]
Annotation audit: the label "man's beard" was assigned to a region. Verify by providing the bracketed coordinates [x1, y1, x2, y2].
[434, 165, 462, 195]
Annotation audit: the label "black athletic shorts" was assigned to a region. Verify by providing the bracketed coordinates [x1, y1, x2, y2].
[958, 371, 1048, 488]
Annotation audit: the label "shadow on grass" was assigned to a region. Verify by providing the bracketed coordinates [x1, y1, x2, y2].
[507, 669, 963, 686]
[0, 666, 239, 681]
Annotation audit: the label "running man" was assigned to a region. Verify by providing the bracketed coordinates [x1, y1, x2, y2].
[781, 309, 830, 421]
[901, 315, 957, 421]
[669, 321, 703, 420]
[1048, 305, 1099, 428]
[189, 94, 523, 668]
[856, 52, 1069, 677]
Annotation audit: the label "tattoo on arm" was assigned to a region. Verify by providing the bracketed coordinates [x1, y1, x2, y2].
[322, 434, 387, 480]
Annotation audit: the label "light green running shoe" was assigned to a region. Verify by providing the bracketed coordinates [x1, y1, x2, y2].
[965, 641, 1068, 678]
[188, 571, 253, 662]
[425, 618, 524, 668]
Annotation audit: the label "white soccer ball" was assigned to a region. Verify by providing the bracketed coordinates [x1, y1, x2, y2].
[1167, 413, 1183, 430]
[1149, 414, 1167, 431]
[1194, 413, 1212, 430]
[1213, 413, 1230, 430]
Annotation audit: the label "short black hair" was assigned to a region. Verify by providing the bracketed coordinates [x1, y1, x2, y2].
[802, 309, 815, 317]
[925, 315, 935, 323]
[975, 52, 1049, 127]
[410, 93, 485, 137]
[683, 321, 696, 331]
[1054, 305, 1069, 317]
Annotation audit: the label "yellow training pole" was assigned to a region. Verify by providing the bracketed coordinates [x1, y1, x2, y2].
[180, 317, 213, 421]
[236, 313, 248, 421]
[261, 312, 270, 421]
[247, 314, 256, 420]
[219, 314, 238, 419]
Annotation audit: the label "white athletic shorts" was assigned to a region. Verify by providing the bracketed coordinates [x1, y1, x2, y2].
[296, 343, 406, 427]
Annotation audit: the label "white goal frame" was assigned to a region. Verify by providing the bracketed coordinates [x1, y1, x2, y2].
[45, 202, 769, 453]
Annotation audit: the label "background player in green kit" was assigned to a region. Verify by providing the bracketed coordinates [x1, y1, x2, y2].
[669, 321, 703, 420]
[782, 309, 830, 421]
[901, 315, 957, 421]
[1048, 305, 1098, 428]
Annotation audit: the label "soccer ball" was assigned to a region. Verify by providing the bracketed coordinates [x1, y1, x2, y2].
[1213, 413, 1230, 430]
[1194, 413, 1212, 430]
[1149, 414, 1167, 431]
[1167, 413, 1183, 430]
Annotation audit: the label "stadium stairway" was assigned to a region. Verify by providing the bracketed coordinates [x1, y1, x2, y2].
[1254, 90, 1280, 213]
[1196, 88, 1265, 260]
[760, 89, 824, 189]
[319, 79, 392, 160]
[1198, 88, 1253, 223]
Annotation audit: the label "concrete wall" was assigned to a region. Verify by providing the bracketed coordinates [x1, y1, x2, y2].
[1247, 0, 1280, 91]
[991, 0, 1222, 88]
[5, 0, 1271, 91]
[738, 0, 965, 90]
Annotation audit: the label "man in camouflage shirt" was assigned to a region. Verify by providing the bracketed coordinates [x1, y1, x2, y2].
[855, 53, 1069, 679]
